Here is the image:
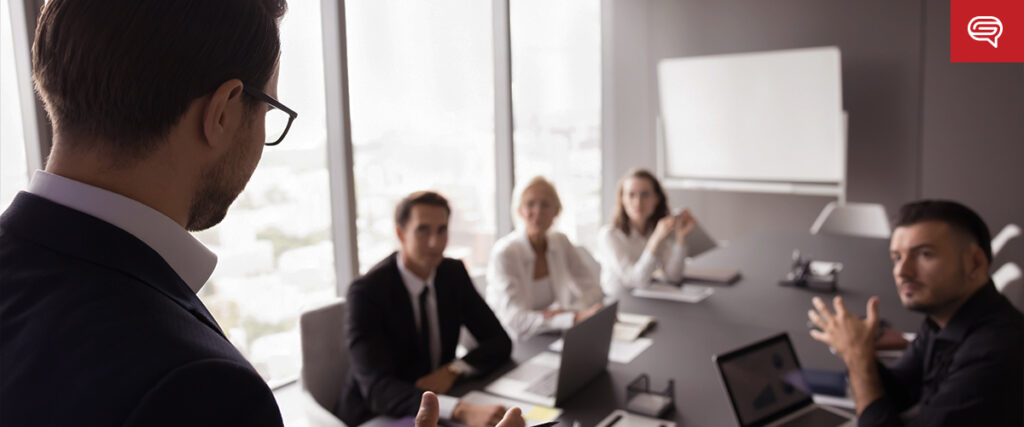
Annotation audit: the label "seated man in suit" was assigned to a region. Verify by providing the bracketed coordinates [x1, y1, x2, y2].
[0, 0, 289, 425]
[807, 200, 1023, 426]
[339, 191, 515, 427]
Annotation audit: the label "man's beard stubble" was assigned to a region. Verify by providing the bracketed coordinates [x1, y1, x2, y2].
[185, 135, 254, 232]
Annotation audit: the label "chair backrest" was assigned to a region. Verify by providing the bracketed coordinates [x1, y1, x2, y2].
[576, 245, 602, 278]
[300, 299, 348, 415]
[992, 262, 1024, 313]
[810, 201, 891, 239]
[992, 224, 1021, 258]
[993, 262, 1022, 293]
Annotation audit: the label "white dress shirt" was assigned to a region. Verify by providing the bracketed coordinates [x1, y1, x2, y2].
[27, 170, 216, 293]
[394, 252, 462, 419]
[597, 224, 687, 293]
[486, 229, 604, 341]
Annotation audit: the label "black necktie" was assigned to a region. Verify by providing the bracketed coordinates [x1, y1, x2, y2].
[418, 285, 432, 373]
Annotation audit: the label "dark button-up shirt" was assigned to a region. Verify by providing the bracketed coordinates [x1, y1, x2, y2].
[860, 281, 1024, 426]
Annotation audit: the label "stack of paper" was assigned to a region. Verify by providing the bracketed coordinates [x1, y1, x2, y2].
[460, 391, 561, 423]
[632, 284, 714, 303]
[614, 312, 656, 342]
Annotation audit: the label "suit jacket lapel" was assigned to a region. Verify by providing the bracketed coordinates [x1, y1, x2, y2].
[433, 262, 460, 363]
[384, 253, 424, 367]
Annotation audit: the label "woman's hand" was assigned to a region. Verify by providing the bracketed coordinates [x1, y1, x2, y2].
[674, 209, 697, 244]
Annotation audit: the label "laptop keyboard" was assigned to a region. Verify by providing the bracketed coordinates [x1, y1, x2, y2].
[524, 373, 558, 397]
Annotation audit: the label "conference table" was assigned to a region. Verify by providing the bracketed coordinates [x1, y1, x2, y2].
[452, 231, 923, 427]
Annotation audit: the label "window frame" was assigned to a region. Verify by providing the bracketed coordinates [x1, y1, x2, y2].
[7, 0, 600, 386]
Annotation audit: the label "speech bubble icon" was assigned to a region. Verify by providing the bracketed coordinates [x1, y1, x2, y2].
[968, 16, 1003, 48]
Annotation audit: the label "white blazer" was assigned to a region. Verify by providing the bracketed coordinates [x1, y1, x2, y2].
[597, 224, 686, 293]
[485, 229, 604, 340]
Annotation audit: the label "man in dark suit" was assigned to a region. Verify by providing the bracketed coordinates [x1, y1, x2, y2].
[339, 191, 515, 427]
[0, 0, 290, 425]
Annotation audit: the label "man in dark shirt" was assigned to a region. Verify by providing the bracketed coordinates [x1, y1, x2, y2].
[807, 200, 1023, 426]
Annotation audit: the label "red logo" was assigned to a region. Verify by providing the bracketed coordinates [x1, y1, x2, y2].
[951, 0, 1024, 62]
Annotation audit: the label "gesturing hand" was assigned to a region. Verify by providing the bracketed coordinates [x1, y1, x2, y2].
[807, 296, 880, 363]
[674, 209, 697, 244]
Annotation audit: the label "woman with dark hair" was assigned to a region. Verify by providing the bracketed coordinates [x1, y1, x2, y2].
[597, 169, 697, 291]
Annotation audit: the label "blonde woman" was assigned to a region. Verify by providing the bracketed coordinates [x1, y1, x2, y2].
[598, 169, 697, 292]
[486, 176, 604, 341]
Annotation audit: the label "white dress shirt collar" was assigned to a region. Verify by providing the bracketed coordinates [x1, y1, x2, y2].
[396, 251, 437, 297]
[27, 170, 217, 293]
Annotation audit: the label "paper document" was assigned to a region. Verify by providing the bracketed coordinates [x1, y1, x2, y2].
[813, 394, 855, 410]
[459, 391, 561, 422]
[632, 284, 713, 303]
[596, 409, 677, 427]
[614, 312, 656, 342]
[548, 337, 653, 364]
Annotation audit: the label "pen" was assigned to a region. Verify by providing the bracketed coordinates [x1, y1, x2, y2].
[531, 422, 558, 427]
[606, 414, 623, 426]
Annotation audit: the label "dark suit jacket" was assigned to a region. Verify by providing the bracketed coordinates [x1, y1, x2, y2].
[0, 192, 283, 426]
[337, 252, 512, 425]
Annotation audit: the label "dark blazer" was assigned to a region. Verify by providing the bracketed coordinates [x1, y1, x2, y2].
[338, 252, 512, 425]
[0, 192, 283, 427]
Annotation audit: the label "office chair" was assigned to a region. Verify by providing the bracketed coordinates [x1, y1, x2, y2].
[810, 201, 891, 239]
[992, 223, 1020, 257]
[299, 300, 349, 427]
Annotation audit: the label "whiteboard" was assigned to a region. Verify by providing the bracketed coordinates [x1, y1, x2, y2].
[657, 47, 844, 184]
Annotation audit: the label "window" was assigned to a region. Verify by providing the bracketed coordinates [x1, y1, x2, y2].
[194, 1, 334, 386]
[1, 0, 28, 211]
[346, 0, 496, 274]
[510, 0, 602, 250]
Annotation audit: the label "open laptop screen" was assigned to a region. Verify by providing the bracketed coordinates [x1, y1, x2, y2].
[714, 333, 815, 427]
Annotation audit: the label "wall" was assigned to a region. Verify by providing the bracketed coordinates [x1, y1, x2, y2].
[920, 1, 1024, 271]
[604, 0, 1021, 256]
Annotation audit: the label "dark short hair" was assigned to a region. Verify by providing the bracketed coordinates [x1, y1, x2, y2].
[395, 191, 451, 229]
[613, 169, 669, 235]
[894, 200, 992, 263]
[32, 0, 287, 160]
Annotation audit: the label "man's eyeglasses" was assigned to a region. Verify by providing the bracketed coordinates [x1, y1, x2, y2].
[242, 84, 298, 146]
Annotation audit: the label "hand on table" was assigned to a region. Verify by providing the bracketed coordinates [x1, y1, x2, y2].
[574, 303, 603, 324]
[415, 364, 459, 395]
[541, 308, 567, 319]
[453, 400, 516, 427]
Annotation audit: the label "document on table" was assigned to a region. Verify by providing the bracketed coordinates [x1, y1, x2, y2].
[459, 391, 561, 422]
[548, 337, 654, 364]
[615, 312, 656, 342]
[632, 283, 714, 303]
[596, 409, 677, 427]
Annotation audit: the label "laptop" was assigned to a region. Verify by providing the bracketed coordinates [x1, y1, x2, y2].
[713, 333, 855, 427]
[484, 301, 618, 407]
[683, 221, 718, 258]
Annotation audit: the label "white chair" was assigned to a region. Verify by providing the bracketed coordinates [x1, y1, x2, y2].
[991, 223, 1021, 257]
[299, 300, 349, 427]
[992, 262, 1024, 313]
[810, 201, 891, 239]
[993, 262, 1022, 293]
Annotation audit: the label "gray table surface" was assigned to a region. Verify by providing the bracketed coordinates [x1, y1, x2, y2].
[452, 230, 923, 427]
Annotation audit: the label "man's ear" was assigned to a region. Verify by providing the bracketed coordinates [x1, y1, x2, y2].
[966, 242, 989, 282]
[201, 79, 246, 150]
[395, 225, 406, 245]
